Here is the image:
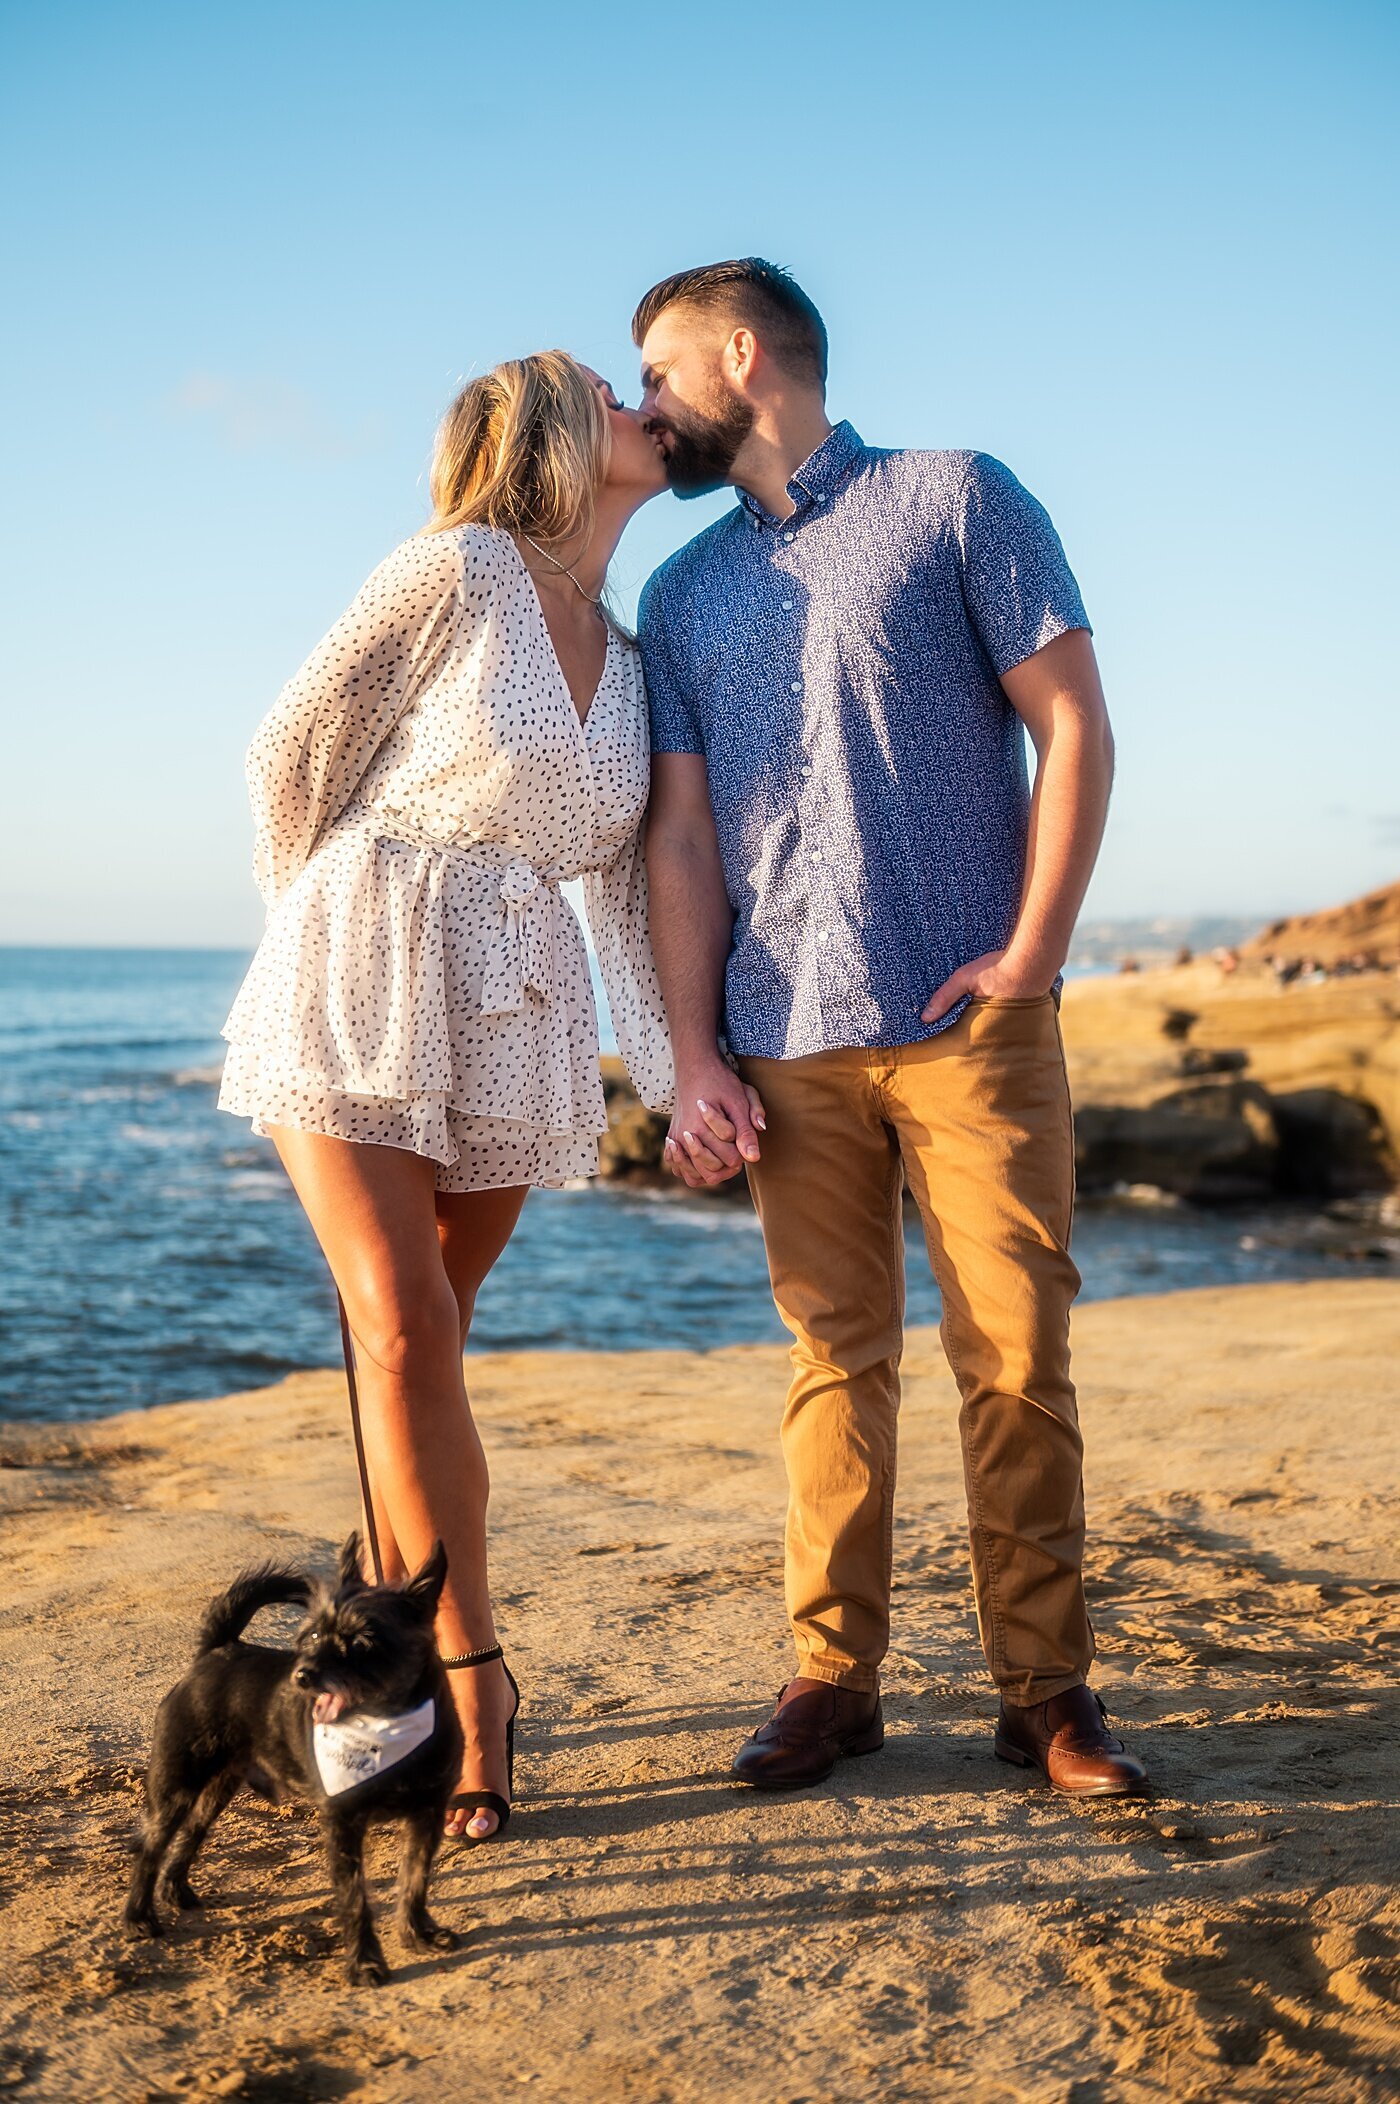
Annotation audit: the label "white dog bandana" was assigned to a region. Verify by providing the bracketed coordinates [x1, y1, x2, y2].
[312, 1696, 437, 1798]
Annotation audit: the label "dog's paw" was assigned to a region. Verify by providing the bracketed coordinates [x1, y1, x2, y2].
[403, 1915, 459, 1952]
[123, 1912, 162, 1942]
[346, 1949, 390, 1987]
[161, 1879, 203, 1913]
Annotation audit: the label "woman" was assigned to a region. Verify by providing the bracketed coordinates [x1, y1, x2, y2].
[220, 353, 747, 1840]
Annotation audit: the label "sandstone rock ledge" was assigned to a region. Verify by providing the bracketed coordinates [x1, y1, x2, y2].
[1061, 963, 1399, 1200]
[600, 966, 1400, 1203]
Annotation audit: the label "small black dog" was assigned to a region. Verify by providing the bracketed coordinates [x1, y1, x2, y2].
[124, 1532, 464, 1984]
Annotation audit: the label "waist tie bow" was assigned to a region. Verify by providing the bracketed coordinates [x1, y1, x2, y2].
[330, 811, 560, 1020]
[477, 856, 557, 1018]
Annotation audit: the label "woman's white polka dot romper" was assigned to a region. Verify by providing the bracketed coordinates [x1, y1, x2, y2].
[219, 524, 674, 1190]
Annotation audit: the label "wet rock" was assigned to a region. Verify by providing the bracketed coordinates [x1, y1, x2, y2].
[599, 1098, 666, 1178]
[1270, 1089, 1393, 1196]
[598, 1056, 667, 1181]
[1179, 1046, 1250, 1077]
[596, 1056, 753, 1197]
[1075, 1083, 1281, 1202]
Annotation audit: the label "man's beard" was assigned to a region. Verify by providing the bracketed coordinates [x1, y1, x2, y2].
[653, 384, 755, 498]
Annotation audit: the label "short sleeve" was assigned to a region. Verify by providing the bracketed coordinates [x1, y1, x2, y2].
[637, 572, 704, 756]
[956, 454, 1091, 678]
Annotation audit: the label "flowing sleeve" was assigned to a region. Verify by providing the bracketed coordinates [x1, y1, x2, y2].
[246, 531, 466, 905]
[582, 827, 675, 1118]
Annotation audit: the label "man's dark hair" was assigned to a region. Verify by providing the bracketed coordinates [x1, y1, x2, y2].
[632, 258, 828, 388]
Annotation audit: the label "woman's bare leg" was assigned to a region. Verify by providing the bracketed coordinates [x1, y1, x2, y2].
[434, 1184, 529, 1836]
[435, 1186, 530, 1355]
[356, 1185, 529, 1588]
[269, 1130, 523, 1837]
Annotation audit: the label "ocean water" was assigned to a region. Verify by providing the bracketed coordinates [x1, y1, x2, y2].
[1, 947, 1392, 1425]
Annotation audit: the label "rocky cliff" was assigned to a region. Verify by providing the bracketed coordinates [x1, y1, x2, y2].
[1059, 962, 1398, 1199]
[1241, 878, 1400, 970]
[600, 951, 1400, 1203]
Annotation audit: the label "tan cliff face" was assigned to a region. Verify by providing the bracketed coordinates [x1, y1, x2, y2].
[1050, 875, 1400, 1193]
[602, 961, 1400, 1200]
[1241, 877, 1400, 971]
[600, 897, 1400, 1198]
[1059, 964, 1400, 1199]
[598, 879, 1400, 1199]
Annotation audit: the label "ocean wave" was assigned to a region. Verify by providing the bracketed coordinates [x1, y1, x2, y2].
[0, 1031, 214, 1056]
[172, 1065, 225, 1088]
[226, 1170, 288, 1199]
[155, 1240, 286, 1268]
[624, 1198, 763, 1234]
[71, 1084, 159, 1105]
[137, 1340, 317, 1375]
[118, 1123, 183, 1147]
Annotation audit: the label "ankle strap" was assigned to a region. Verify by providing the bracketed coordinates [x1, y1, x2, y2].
[441, 1642, 503, 1671]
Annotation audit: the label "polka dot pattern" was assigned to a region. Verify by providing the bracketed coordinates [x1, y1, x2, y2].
[219, 524, 674, 1188]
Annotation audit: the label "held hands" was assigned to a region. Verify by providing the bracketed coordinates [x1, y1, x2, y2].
[920, 948, 1056, 1025]
[663, 1054, 767, 1189]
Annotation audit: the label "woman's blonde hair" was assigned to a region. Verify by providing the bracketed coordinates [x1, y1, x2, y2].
[424, 351, 609, 548]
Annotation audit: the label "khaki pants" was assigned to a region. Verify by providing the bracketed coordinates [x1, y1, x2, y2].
[737, 993, 1093, 1706]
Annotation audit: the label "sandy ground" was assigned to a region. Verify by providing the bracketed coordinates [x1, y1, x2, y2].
[1, 1277, 1397, 2102]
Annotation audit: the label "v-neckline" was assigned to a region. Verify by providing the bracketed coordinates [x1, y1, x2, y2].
[507, 532, 612, 733]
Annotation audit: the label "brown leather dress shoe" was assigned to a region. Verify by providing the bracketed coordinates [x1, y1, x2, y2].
[732, 1678, 884, 1789]
[995, 1684, 1149, 1797]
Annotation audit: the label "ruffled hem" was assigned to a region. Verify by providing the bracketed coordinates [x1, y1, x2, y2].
[221, 821, 607, 1135]
[219, 1049, 601, 1191]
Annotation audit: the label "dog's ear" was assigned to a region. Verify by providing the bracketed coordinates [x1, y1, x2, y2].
[337, 1531, 369, 1593]
[402, 1538, 448, 1617]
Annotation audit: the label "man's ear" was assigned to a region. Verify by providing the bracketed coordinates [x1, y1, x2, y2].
[337, 1531, 368, 1592]
[726, 326, 758, 388]
[403, 1538, 448, 1617]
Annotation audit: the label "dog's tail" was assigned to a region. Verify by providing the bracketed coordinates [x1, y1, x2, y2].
[196, 1563, 311, 1656]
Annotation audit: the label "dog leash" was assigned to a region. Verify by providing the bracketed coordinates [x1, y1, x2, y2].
[337, 1291, 385, 1585]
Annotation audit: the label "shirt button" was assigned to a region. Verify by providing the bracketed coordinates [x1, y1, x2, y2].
[783, 531, 795, 543]
[781, 599, 793, 611]
[809, 848, 822, 862]
[816, 493, 827, 503]
[818, 929, 831, 943]
[801, 765, 812, 777]
[789, 680, 802, 693]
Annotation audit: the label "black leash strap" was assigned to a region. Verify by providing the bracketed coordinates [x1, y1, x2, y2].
[337, 1291, 385, 1585]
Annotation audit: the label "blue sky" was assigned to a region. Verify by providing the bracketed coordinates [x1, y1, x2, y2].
[2, 0, 1396, 945]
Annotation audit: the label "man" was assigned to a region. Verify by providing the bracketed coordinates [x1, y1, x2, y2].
[635, 258, 1146, 1798]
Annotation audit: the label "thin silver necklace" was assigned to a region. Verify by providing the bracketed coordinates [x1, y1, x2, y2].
[520, 531, 603, 608]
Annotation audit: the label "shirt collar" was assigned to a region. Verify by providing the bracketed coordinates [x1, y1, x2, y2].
[738, 420, 866, 523]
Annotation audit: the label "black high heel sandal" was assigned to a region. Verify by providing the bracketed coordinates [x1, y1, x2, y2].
[442, 1643, 519, 1844]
